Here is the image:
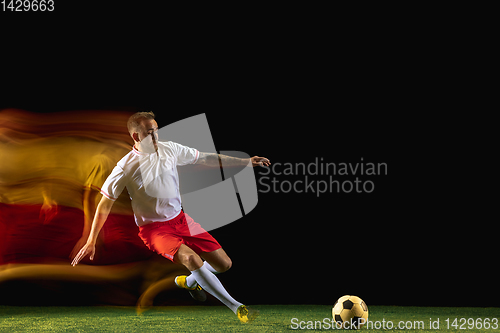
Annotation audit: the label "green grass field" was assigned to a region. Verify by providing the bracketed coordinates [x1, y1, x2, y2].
[0, 305, 499, 332]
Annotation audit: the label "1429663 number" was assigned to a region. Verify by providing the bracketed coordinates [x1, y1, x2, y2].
[2, 0, 55, 11]
[445, 318, 499, 330]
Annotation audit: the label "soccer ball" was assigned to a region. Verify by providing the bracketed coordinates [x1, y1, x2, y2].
[332, 295, 369, 329]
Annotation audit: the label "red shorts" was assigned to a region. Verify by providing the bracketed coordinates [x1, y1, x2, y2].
[138, 211, 221, 262]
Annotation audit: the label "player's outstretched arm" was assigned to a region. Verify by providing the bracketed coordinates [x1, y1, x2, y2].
[196, 152, 270, 168]
[71, 196, 114, 266]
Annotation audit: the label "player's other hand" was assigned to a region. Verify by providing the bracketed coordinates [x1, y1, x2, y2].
[70, 235, 89, 261]
[71, 241, 96, 266]
[250, 156, 271, 167]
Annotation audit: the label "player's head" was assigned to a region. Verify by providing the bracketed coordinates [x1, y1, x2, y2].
[127, 111, 158, 144]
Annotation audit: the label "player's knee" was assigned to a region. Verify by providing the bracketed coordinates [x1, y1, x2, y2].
[217, 258, 232, 273]
[188, 253, 203, 270]
[179, 252, 203, 270]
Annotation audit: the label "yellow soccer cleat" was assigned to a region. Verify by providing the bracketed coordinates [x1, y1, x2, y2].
[175, 275, 196, 290]
[237, 305, 259, 324]
[175, 275, 207, 302]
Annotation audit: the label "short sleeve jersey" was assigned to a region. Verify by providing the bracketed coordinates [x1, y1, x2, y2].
[100, 141, 199, 226]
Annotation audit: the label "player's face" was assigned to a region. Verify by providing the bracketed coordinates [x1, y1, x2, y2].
[137, 119, 159, 149]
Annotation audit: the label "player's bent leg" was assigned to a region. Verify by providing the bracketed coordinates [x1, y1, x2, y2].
[200, 248, 232, 273]
[174, 244, 207, 302]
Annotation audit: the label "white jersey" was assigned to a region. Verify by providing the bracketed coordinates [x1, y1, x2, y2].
[100, 141, 199, 226]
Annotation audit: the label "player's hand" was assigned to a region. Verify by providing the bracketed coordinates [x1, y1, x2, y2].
[71, 241, 96, 266]
[70, 235, 89, 261]
[250, 156, 271, 167]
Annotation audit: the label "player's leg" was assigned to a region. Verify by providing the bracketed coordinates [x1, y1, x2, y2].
[171, 244, 207, 300]
[176, 213, 259, 323]
[174, 244, 244, 314]
[138, 223, 206, 301]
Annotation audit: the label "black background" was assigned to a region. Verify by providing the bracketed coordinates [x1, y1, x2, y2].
[1, 3, 496, 307]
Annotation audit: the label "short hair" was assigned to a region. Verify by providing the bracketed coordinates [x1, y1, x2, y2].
[127, 111, 155, 134]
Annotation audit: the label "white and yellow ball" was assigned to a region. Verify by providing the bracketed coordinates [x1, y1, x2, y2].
[332, 295, 369, 329]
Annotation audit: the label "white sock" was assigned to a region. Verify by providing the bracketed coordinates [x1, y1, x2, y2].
[185, 261, 219, 288]
[190, 264, 243, 314]
[203, 261, 220, 274]
[185, 274, 198, 288]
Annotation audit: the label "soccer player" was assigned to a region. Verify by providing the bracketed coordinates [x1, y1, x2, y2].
[71, 112, 269, 324]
